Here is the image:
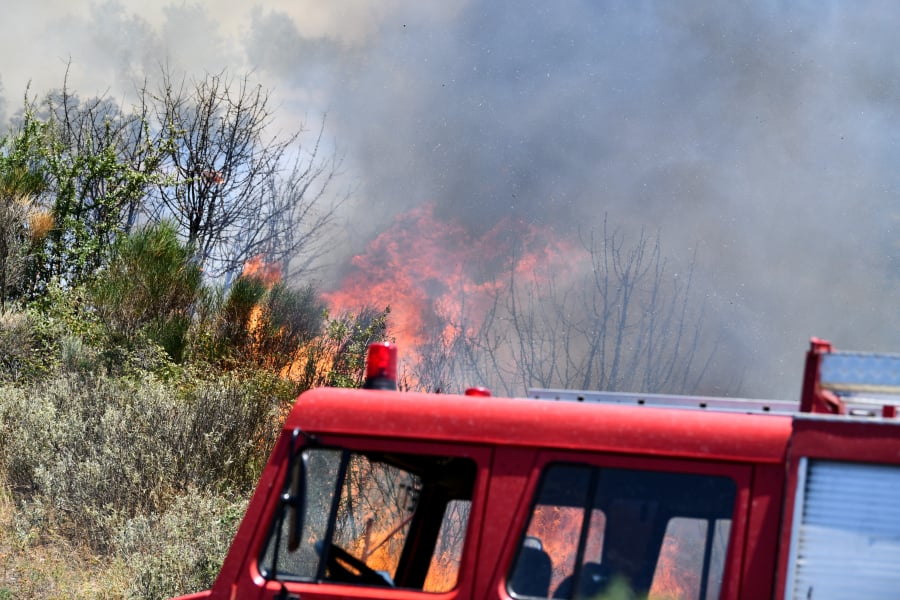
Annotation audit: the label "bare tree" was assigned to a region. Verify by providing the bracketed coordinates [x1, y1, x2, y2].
[407, 221, 728, 397]
[147, 68, 344, 283]
[567, 219, 714, 394]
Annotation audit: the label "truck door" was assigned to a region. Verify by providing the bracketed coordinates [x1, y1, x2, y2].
[251, 437, 491, 600]
[777, 417, 900, 600]
[494, 451, 753, 600]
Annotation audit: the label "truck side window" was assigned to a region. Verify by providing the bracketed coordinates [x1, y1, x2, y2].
[425, 499, 472, 592]
[650, 517, 731, 600]
[260, 447, 476, 593]
[508, 464, 736, 600]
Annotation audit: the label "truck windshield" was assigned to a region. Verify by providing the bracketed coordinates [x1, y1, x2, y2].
[260, 446, 476, 593]
[509, 463, 735, 600]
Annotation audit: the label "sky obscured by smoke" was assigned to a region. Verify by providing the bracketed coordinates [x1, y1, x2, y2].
[3, 0, 899, 398]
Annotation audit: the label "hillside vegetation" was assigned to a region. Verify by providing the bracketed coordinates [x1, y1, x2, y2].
[0, 232, 389, 598]
[0, 76, 389, 598]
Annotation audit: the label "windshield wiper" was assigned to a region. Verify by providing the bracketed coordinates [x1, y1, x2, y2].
[269, 428, 310, 590]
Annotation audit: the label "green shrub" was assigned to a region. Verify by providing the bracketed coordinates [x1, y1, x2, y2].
[0, 370, 290, 554]
[116, 490, 248, 599]
[89, 222, 202, 362]
[96, 335, 176, 379]
[182, 283, 228, 365]
[58, 333, 97, 374]
[2, 285, 113, 382]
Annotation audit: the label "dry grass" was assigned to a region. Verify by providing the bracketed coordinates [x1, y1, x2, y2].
[0, 487, 131, 599]
[26, 210, 54, 245]
[0, 483, 248, 600]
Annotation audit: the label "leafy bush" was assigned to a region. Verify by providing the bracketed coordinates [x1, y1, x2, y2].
[0, 299, 90, 382]
[89, 221, 202, 362]
[0, 370, 291, 555]
[116, 490, 248, 599]
[182, 283, 227, 362]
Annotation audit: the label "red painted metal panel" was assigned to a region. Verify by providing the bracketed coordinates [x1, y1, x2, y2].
[790, 417, 900, 464]
[477, 447, 540, 599]
[738, 464, 785, 600]
[286, 387, 793, 465]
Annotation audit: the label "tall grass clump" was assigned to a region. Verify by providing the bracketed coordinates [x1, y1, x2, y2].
[89, 221, 202, 363]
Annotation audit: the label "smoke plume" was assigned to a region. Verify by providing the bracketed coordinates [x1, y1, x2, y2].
[3, 0, 899, 397]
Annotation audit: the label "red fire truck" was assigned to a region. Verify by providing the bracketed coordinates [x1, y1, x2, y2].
[176, 338, 900, 599]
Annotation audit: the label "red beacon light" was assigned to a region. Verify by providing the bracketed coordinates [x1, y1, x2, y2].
[363, 342, 398, 390]
[465, 387, 492, 397]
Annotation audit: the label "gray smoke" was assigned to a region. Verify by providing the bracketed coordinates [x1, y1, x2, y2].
[0, 77, 6, 136]
[3, 0, 900, 398]
[307, 1, 900, 397]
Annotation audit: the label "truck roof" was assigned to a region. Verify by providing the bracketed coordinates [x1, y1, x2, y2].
[286, 387, 793, 464]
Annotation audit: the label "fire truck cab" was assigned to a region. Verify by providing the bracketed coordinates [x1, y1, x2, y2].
[178, 339, 900, 599]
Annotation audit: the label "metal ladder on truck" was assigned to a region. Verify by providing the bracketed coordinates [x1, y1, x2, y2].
[528, 337, 900, 419]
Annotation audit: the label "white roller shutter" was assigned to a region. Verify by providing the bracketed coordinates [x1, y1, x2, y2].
[785, 459, 900, 599]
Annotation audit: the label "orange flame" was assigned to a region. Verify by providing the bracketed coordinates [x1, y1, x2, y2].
[323, 204, 574, 379]
[238, 255, 285, 367]
[242, 254, 282, 287]
[649, 521, 708, 599]
[524, 508, 704, 599]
